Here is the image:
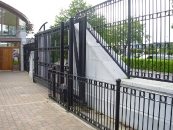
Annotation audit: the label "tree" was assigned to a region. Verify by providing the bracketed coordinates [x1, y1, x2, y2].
[50, 0, 93, 63]
[110, 19, 150, 45]
[172, 2, 173, 29]
[107, 18, 150, 56]
[50, 0, 91, 28]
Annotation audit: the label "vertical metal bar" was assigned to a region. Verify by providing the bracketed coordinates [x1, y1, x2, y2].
[98, 82, 101, 128]
[142, 92, 145, 130]
[129, 89, 132, 129]
[163, 97, 167, 130]
[33, 37, 38, 82]
[157, 96, 161, 129]
[110, 85, 112, 129]
[137, 91, 141, 130]
[48, 68, 51, 96]
[152, 94, 155, 130]
[115, 79, 121, 130]
[133, 90, 136, 130]
[60, 22, 64, 84]
[147, 96, 151, 130]
[107, 84, 108, 127]
[169, 98, 173, 130]
[113, 85, 115, 129]
[127, 0, 131, 79]
[68, 18, 74, 109]
[125, 88, 128, 130]
[52, 66, 56, 98]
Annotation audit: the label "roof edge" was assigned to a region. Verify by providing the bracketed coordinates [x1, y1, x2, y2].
[0, 1, 29, 23]
[0, 1, 33, 33]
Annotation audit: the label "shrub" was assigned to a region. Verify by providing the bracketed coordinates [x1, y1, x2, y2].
[130, 48, 143, 53]
[122, 58, 173, 73]
[144, 49, 157, 54]
[167, 50, 173, 55]
[13, 60, 18, 65]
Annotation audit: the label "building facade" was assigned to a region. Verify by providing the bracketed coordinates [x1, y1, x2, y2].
[0, 1, 33, 71]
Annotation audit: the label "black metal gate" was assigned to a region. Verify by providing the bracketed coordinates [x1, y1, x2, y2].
[34, 16, 86, 108]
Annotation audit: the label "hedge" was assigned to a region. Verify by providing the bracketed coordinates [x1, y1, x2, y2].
[122, 58, 173, 73]
[144, 50, 157, 54]
[167, 50, 173, 55]
[130, 48, 143, 53]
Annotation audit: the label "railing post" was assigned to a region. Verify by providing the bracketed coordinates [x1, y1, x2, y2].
[52, 66, 56, 98]
[115, 79, 121, 130]
[127, 0, 131, 79]
[33, 37, 38, 83]
[68, 18, 74, 110]
[60, 22, 64, 84]
[48, 68, 51, 97]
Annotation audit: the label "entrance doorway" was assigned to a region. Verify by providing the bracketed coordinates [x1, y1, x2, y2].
[0, 47, 13, 70]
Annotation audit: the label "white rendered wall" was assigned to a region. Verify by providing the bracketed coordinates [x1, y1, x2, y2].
[29, 51, 34, 78]
[16, 30, 26, 71]
[73, 23, 127, 83]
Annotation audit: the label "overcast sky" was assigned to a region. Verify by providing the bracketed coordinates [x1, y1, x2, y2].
[2, 0, 173, 42]
[2, 0, 103, 36]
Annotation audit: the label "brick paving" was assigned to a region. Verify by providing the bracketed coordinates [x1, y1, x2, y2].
[0, 72, 95, 130]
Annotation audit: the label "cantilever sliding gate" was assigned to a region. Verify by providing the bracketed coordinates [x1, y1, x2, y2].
[33, 16, 87, 108]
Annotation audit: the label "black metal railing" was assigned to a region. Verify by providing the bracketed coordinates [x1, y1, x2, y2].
[48, 69, 173, 130]
[76, 0, 173, 82]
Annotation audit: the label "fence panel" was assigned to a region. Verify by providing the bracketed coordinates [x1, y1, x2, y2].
[48, 70, 173, 130]
[76, 0, 173, 82]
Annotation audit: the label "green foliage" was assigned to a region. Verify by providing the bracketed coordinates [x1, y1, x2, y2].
[122, 58, 173, 73]
[13, 60, 18, 65]
[167, 50, 173, 55]
[112, 46, 119, 53]
[130, 48, 142, 53]
[50, 31, 68, 63]
[144, 49, 157, 54]
[109, 18, 150, 45]
[50, 0, 91, 28]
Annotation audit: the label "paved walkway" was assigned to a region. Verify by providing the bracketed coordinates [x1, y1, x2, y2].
[0, 72, 95, 130]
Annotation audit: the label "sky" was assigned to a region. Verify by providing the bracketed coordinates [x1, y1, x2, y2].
[2, 0, 173, 42]
[2, 0, 103, 37]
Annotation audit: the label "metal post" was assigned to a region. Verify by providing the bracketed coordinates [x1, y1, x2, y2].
[68, 18, 74, 110]
[127, 0, 131, 79]
[115, 79, 121, 130]
[33, 37, 38, 83]
[60, 22, 64, 84]
[82, 16, 86, 78]
[48, 68, 51, 97]
[78, 16, 87, 104]
[52, 66, 56, 98]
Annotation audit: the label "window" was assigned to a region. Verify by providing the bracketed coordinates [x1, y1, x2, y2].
[0, 7, 26, 35]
